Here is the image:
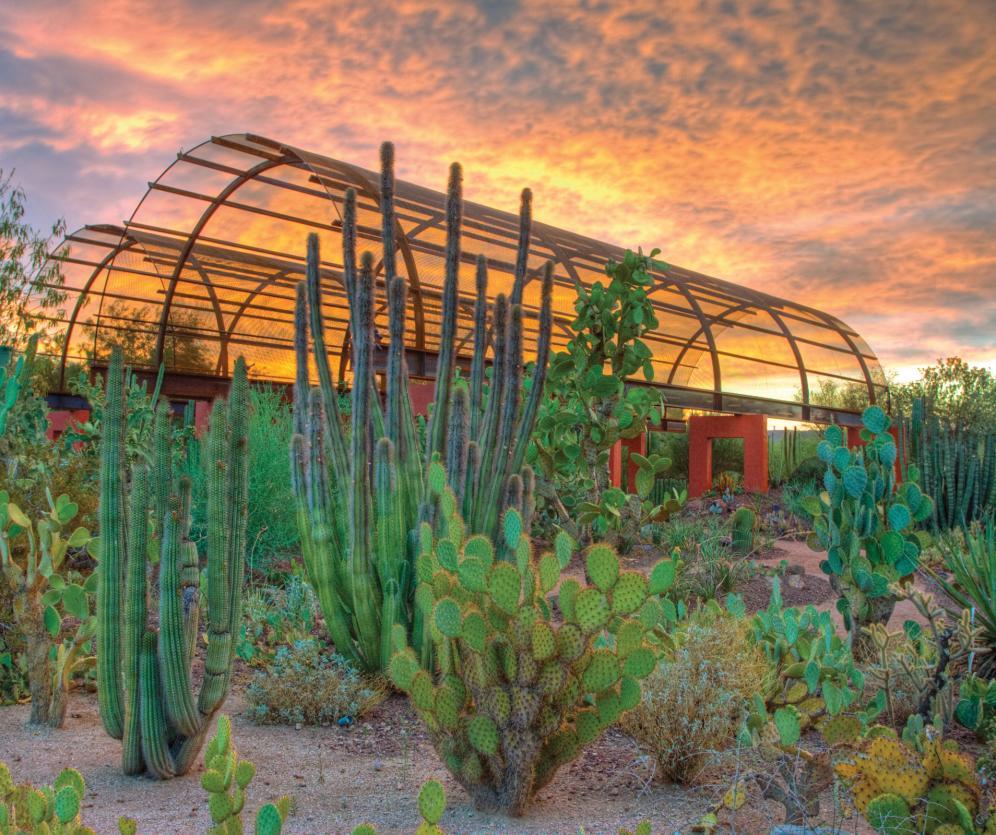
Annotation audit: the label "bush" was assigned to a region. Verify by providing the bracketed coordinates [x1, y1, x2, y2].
[621, 612, 768, 784]
[246, 639, 384, 727]
[236, 574, 318, 668]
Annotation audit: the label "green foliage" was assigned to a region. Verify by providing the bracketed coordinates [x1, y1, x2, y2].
[96, 347, 249, 778]
[529, 249, 668, 542]
[245, 639, 385, 726]
[390, 473, 677, 815]
[201, 715, 290, 835]
[236, 573, 316, 668]
[807, 407, 933, 652]
[893, 357, 996, 434]
[0, 171, 67, 350]
[953, 674, 996, 740]
[291, 145, 552, 674]
[0, 487, 93, 726]
[0, 334, 39, 439]
[904, 396, 995, 531]
[622, 610, 768, 784]
[926, 520, 996, 677]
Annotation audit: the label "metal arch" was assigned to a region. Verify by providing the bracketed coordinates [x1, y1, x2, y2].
[217, 267, 295, 376]
[56, 229, 146, 389]
[807, 308, 879, 404]
[152, 154, 296, 369]
[184, 253, 231, 376]
[763, 307, 811, 418]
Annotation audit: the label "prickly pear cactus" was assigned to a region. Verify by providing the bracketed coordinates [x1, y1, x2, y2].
[0, 761, 96, 834]
[831, 727, 983, 835]
[201, 715, 289, 835]
[390, 464, 677, 816]
[805, 406, 933, 655]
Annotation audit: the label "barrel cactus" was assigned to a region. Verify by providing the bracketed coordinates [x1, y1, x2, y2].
[731, 506, 756, 555]
[96, 346, 249, 777]
[389, 464, 676, 816]
[805, 406, 933, 656]
[291, 143, 553, 674]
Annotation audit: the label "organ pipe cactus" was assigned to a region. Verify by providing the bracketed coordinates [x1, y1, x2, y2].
[0, 334, 37, 437]
[290, 143, 553, 674]
[389, 464, 677, 816]
[805, 406, 934, 657]
[96, 346, 249, 778]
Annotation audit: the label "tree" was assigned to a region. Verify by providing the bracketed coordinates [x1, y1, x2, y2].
[0, 171, 67, 350]
[891, 357, 996, 432]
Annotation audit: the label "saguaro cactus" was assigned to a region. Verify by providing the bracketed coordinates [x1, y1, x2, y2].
[290, 143, 553, 674]
[96, 345, 249, 777]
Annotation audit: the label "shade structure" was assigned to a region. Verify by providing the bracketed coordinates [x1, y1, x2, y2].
[49, 133, 886, 423]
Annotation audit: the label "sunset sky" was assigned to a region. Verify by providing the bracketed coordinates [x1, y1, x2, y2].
[1, 0, 994, 379]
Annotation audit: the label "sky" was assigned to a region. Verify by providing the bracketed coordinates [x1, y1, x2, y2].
[1, 0, 994, 379]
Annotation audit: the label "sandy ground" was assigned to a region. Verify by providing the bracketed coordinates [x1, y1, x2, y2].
[0, 538, 939, 833]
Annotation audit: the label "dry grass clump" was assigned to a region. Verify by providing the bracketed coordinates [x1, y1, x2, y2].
[621, 611, 768, 784]
[246, 638, 386, 727]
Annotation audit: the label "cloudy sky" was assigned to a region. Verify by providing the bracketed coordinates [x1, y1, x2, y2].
[2, 0, 994, 377]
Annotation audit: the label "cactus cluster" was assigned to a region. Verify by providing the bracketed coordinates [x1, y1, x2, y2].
[0, 763, 91, 835]
[749, 579, 862, 725]
[96, 346, 250, 777]
[954, 675, 996, 741]
[0, 334, 37, 437]
[832, 727, 989, 835]
[0, 489, 93, 727]
[290, 144, 553, 674]
[201, 716, 288, 835]
[388, 465, 676, 816]
[770, 425, 800, 486]
[905, 397, 995, 531]
[731, 506, 756, 555]
[806, 406, 934, 654]
[351, 779, 447, 835]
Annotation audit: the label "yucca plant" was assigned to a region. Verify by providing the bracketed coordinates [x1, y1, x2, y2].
[927, 520, 996, 677]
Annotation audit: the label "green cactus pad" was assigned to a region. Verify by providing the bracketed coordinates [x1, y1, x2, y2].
[648, 559, 676, 595]
[461, 611, 487, 653]
[427, 461, 447, 495]
[352, 824, 377, 835]
[531, 622, 556, 660]
[461, 752, 483, 784]
[503, 510, 523, 550]
[418, 779, 446, 825]
[434, 598, 463, 638]
[556, 623, 585, 660]
[615, 620, 646, 657]
[489, 563, 521, 613]
[411, 671, 436, 711]
[575, 588, 611, 632]
[862, 405, 889, 434]
[619, 676, 641, 711]
[234, 759, 255, 789]
[622, 647, 656, 679]
[457, 557, 488, 593]
[208, 790, 233, 824]
[435, 682, 463, 728]
[389, 651, 419, 690]
[201, 768, 228, 794]
[865, 792, 911, 834]
[586, 545, 619, 591]
[484, 686, 511, 726]
[611, 571, 648, 614]
[54, 768, 85, 800]
[554, 531, 574, 568]
[576, 709, 601, 744]
[538, 661, 565, 695]
[822, 714, 862, 746]
[25, 788, 46, 824]
[538, 553, 561, 594]
[53, 784, 80, 824]
[468, 714, 499, 755]
[463, 535, 495, 568]
[255, 803, 283, 835]
[843, 465, 868, 498]
[558, 578, 580, 622]
[435, 538, 459, 571]
[582, 649, 620, 692]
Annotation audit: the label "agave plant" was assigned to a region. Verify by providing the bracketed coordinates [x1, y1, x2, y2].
[927, 520, 996, 677]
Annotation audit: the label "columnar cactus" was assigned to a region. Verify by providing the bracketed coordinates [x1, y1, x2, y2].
[806, 406, 934, 655]
[731, 506, 756, 555]
[388, 464, 676, 816]
[0, 334, 37, 437]
[96, 345, 249, 777]
[290, 143, 553, 673]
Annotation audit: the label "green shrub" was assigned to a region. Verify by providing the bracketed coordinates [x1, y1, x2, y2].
[236, 573, 318, 668]
[246, 639, 385, 727]
[621, 611, 768, 784]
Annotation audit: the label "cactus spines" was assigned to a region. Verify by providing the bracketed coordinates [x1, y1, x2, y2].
[97, 346, 249, 778]
[291, 145, 553, 674]
[731, 506, 756, 555]
[391, 472, 677, 816]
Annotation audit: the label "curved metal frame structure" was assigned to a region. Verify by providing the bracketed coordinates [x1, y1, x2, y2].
[47, 133, 886, 423]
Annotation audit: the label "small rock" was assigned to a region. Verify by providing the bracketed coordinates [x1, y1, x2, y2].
[373, 758, 383, 771]
[787, 574, 805, 590]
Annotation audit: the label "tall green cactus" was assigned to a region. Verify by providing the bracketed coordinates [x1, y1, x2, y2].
[96, 345, 249, 778]
[906, 396, 995, 531]
[290, 143, 553, 674]
[806, 406, 934, 657]
[0, 334, 37, 437]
